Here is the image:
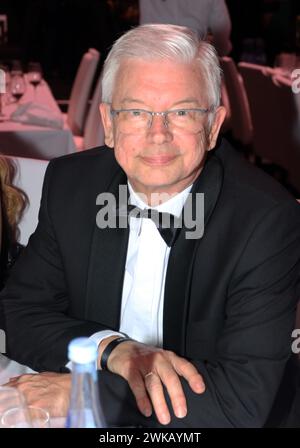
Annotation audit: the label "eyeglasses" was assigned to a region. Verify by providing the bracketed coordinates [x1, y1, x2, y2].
[110, 107, 212, 134]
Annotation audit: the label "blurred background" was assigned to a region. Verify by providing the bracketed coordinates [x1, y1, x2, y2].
[0, 0, 299, 196]
[0, 0, 299, 96]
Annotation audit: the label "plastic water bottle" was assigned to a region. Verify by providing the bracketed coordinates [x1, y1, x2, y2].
[66, 337, 106, 428]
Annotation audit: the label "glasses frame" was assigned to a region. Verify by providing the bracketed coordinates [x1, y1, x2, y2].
[110, 106, 212, 132]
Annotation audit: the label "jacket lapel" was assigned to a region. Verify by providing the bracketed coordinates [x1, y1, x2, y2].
[163, 151, 224, 355]
[84, 170, 129, 330]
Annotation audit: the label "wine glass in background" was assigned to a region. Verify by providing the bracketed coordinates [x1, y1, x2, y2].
[0, 386, 31, 428]
[4, 66, 11, 96]
[11, 59, 23, 73]
[27, 62, 42, 100]
[10, 72, 26, 104]
[0, 64, 11, 118]
[1, 405, 50, 428]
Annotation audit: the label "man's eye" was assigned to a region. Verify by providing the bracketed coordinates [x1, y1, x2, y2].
[176, 110, 188, 117]
[131, 110, 142, 117]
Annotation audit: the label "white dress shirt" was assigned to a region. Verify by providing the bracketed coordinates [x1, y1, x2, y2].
[89, 182, 192, 356]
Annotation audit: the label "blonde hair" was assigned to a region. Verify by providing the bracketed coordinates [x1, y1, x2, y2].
[0, 157, 27, 242]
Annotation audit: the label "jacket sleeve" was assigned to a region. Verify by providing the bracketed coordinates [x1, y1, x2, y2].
[0, 160, 109, 373]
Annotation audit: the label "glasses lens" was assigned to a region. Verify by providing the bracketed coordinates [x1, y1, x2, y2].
[168, 110, 203, 132]
[116, 110, 149, 132]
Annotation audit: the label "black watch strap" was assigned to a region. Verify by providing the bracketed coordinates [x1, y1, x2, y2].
[100, 337, 132, 370]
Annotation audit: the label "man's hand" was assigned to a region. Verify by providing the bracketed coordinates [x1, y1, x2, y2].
[99, 337, 205, 425]
[4, 372, 71, 418]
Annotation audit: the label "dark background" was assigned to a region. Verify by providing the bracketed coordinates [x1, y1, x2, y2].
[0, 0, 300, 97]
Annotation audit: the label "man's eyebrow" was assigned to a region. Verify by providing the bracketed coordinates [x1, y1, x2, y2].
[171, 99, 201, 107]
[120, 98, 146, 106]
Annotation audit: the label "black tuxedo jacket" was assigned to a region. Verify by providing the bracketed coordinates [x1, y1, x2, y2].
[2, 139, 300, 427]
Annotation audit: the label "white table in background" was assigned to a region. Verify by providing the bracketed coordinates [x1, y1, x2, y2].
[0, 78, 76, 160]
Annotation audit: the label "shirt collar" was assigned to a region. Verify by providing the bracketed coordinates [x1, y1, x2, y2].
[128, 181, 193, 218]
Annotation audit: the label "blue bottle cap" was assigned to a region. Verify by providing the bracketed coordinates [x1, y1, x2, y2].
[68, 338, 98, 364]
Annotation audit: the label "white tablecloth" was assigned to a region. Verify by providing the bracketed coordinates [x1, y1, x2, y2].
[0, 354, 35, 386]
[0, 78, 76, 160]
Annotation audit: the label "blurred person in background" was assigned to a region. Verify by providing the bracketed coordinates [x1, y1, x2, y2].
[0, 157, 27, 290]
[139, 0, 232, 56]
[0, 156, 29, 385]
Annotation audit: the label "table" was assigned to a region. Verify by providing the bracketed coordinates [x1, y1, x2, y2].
[0, 77, 76, 160]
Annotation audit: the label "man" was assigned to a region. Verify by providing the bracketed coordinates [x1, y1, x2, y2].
[139, 0, 232, 56]
[1, 24, 300, 428]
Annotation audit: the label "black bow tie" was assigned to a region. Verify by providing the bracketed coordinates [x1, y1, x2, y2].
[116, 204, 181, 247]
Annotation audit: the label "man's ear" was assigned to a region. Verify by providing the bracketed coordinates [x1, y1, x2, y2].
[99, 103, 114, 148]
[208, 106, 226, 150]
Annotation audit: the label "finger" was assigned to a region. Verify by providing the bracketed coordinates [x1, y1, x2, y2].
[8, 374, 37, 384]
[3, 380, 23, 388]
[3, 380, 16, 386]
[144, 371, 171, 425]
[156, 365, 188, 420]
[18, 386, 42, 404]
[126, 371, 153, 418]
[172, 356, 205, 393]
[4, 376, 26, 386]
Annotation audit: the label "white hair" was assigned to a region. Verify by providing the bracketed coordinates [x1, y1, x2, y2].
[101, 24, 222, 123]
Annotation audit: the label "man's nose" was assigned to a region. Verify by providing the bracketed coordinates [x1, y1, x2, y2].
[147, 114, 173, 143]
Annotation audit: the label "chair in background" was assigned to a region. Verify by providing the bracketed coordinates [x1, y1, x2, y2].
[6, 156, 49, 245]
[73, 73, 105, 151]
[220, 78, 232, 134]
[220, 57, 253, 147]
[239, 62, 300, 194]
[59, 48, 100, 136]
